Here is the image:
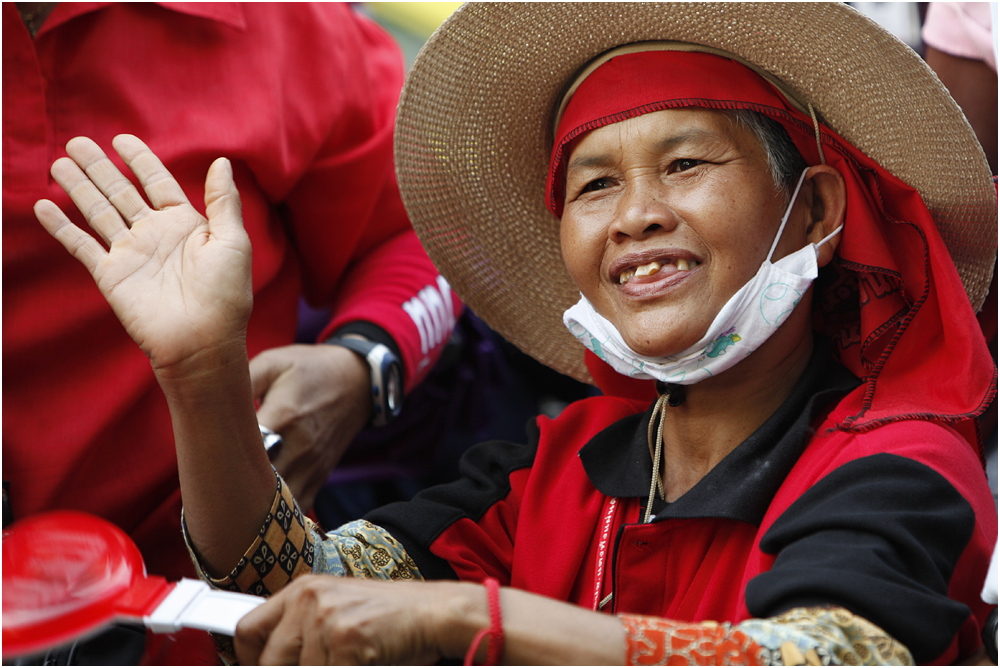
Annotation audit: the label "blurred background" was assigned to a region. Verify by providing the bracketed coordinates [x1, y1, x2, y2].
[363, 2, 461, 65]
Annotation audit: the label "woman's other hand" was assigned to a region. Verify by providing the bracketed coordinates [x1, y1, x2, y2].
[234, 575, 629, 665]
[34, 135, 252, 376]
[234, 576, 470, 665]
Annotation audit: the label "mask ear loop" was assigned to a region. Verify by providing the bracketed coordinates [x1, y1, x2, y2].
[815, 222, 843, 249]
[765, 168, 843, 263]
[764, 106, 843, 265]
[766, 168, 810, 262]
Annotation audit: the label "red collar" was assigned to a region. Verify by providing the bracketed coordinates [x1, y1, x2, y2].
[32, 3, 245, 36]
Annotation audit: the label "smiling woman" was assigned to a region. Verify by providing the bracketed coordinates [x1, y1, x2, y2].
[31, 3, 997, 666]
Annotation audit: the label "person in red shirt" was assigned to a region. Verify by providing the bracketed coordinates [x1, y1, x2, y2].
[2, 2, 461, 583]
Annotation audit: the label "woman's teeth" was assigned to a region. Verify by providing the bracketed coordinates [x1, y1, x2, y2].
[619, 259, 693, 284]
[635, 261, 661, 278]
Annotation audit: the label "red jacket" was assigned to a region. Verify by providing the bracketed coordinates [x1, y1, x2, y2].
[2, 3, 461, 580]
[369, 345, 997, 664]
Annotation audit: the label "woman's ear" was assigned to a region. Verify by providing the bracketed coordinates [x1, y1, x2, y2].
[803, 164, 846, 267]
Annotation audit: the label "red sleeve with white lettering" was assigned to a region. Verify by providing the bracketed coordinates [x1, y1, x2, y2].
[276, 7, 461, 391]
[320, 230, 462, 391]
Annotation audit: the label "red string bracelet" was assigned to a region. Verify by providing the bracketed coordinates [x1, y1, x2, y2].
[464, 576, 504, 666]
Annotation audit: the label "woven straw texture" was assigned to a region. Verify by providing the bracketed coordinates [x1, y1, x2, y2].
[395, 2, 997, 384]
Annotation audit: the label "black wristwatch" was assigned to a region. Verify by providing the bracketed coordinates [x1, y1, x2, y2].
[326, 337, 404, 427]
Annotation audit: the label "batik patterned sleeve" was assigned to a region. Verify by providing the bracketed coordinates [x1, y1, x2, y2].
[619, 606, 912, 666]
[312, 519, 422, 581]
[184, 472, 421, 596]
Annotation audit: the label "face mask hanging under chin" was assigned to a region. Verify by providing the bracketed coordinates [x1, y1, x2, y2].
[563, 169, 841, 385]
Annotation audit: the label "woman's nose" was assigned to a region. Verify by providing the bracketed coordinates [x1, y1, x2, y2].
[608, 181, 677, 242]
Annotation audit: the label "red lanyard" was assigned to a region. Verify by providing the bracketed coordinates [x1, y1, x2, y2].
[593, 497, 619, 611]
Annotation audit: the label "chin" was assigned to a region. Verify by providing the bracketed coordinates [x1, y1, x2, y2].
[622, 332, 700, 359]
[613, 308, 709, 359]
[614, 311, 696, 352]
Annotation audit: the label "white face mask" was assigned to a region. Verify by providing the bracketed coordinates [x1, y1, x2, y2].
[563, 169, 841, 385]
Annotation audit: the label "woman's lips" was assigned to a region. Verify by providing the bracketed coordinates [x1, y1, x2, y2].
[618, 258, 697, 284]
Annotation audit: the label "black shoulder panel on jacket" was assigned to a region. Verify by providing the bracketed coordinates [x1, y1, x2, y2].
[746, 453, 977, 663]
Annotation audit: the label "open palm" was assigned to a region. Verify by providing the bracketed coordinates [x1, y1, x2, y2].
[35, 135, 253, 372]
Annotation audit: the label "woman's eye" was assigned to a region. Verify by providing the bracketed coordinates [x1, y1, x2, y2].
[581, 177, 613, 194]
[675, 159, 704, 172]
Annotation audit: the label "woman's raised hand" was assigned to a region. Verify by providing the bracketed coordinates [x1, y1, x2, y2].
[34, 135, 253, 375]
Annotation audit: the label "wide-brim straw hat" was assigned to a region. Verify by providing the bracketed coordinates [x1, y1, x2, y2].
[394, 2, 997, 385]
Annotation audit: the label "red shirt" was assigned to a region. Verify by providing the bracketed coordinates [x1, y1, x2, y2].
[2, 2, 461, 580]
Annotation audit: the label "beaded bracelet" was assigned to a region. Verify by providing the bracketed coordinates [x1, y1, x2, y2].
[464, 577, 505, 666]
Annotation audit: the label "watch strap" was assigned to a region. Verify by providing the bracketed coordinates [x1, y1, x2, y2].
[325, 337, 403, 427]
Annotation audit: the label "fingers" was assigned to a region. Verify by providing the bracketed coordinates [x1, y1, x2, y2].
[33, 199, 107, 274]
[237, 581, 321, 665]
[299, 617, 335, 666]
[247, 350, 314, 504]
[236, 577, 447, 665]
[110, 134, 191, 211]
[57, 135, 192, 235]
[51, 143, 131, 247]
[235, 590, 294, 665]
[271, 439, 322, 513]
[249, 349, 289, 419]
[203, 156, 246, 243]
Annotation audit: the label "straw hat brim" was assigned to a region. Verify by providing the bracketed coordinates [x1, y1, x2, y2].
[394, 2, 997, 385]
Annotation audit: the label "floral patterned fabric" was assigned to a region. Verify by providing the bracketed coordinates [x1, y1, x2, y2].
[621, 615, 767, 665]
[621, 606, 913, 666]
[312, 518, 422, 582]
[740, 606, 913, 666]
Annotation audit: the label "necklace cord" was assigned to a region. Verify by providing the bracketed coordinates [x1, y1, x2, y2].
[644, 394, 670, 523]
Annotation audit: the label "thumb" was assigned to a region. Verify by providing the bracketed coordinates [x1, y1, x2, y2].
[204, 157, 245, 240]
[249, 349, 292, 428]
[234, 590, 290, 666]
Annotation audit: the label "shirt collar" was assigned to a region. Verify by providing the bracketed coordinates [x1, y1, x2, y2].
[38, 3, 245, 34]
[578, 340, 860, 525]
[158, 3, 246, 30]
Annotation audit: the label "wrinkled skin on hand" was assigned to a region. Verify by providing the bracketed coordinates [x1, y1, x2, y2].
[33, 134, 252, 375]
[232, 574, 631, 665]
[234, 576, 469, 665]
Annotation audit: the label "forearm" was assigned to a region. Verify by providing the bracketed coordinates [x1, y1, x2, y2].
[156, 340, 276, 578]
[33, 134, 264, 573]
[436, 587, 912, 666]
[437, 583, 626, 665]
[499, 588, 627, 664]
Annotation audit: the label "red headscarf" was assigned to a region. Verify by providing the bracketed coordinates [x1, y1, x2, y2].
[547, 50, 995, 450]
